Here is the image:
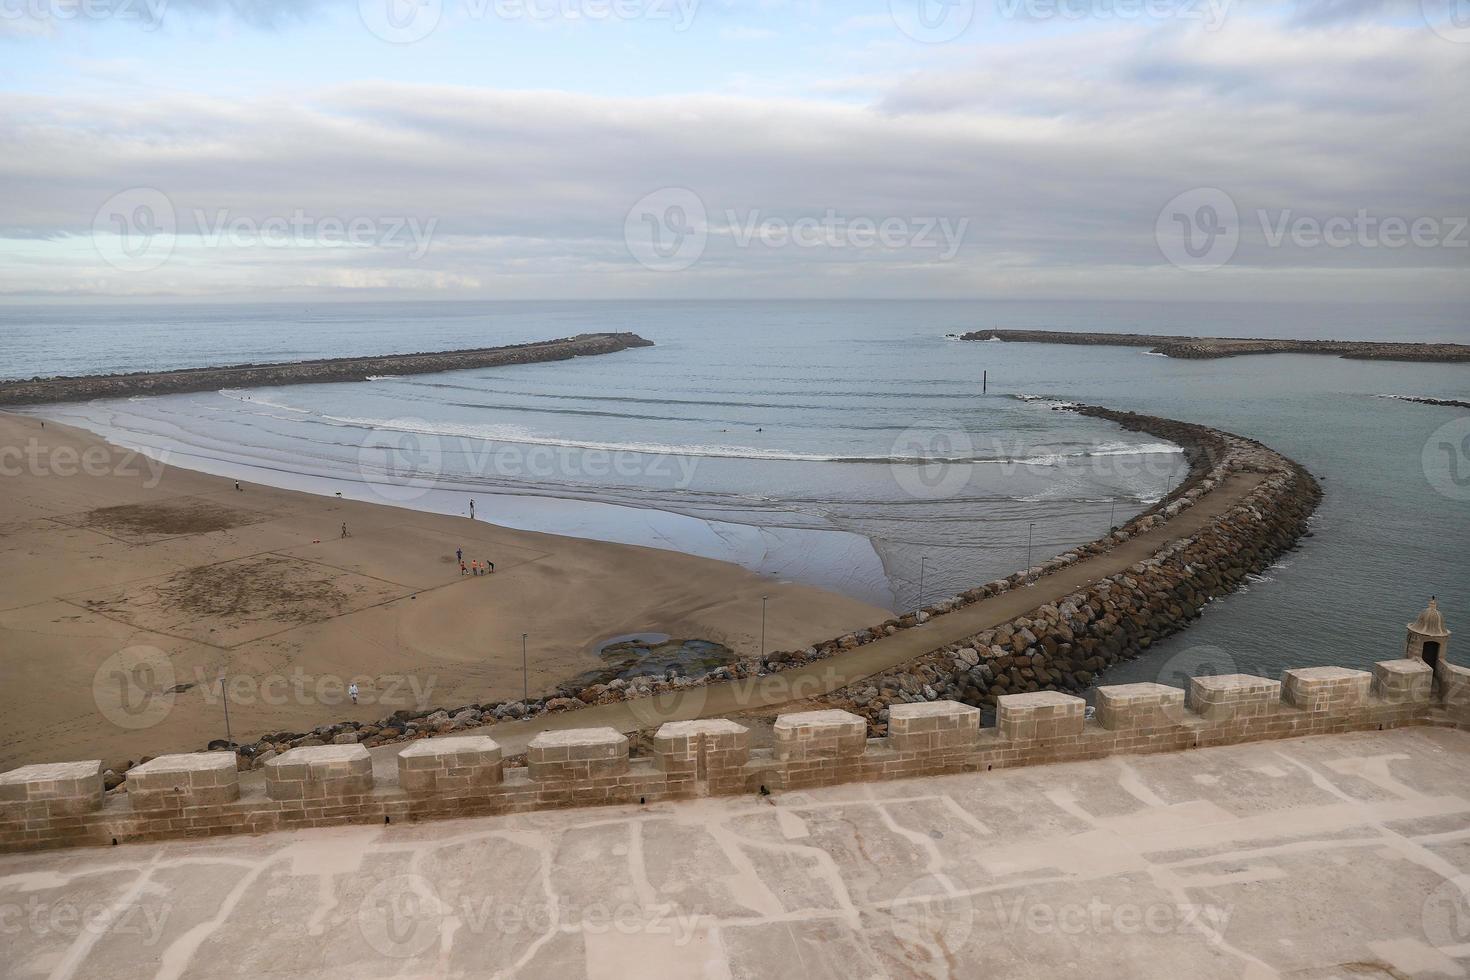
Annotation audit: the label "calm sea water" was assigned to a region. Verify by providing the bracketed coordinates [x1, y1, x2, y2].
[6, 299, 1467, 687]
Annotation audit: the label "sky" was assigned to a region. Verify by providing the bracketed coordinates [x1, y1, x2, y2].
[1, 0, 1468, 303]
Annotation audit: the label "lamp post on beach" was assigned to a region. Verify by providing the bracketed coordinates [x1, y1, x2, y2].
[918, 556, 928, 614]
[1110, 498, 1118, 531]
[218, 673, 232, 749]
[1026, 523, 1035, 585]
[760, 596, 769, 659]
[521, 633, 528, 702]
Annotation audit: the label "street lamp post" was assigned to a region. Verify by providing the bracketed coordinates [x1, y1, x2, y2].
[918, 556, 928, 614]
[218, 673, 232, 749]
[760, 595, 769, 658]
[1026, 523, 1035, 584]
[521, 633, 528, 702]
[1109, 497, 1118, 531]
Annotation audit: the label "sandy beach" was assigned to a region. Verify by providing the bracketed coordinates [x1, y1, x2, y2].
[0, 413, 890, 772]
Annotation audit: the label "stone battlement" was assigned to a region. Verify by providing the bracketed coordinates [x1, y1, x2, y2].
[3, 658, 1466, 853]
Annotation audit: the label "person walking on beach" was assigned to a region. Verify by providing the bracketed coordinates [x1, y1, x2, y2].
[485, 559, 494, 573]
[460, 560, 468, 575]
[456, 548, 462, 564]
[348, 682, 359, 705]
[340, 522, 350, 539]
[469, 498, 475, 520]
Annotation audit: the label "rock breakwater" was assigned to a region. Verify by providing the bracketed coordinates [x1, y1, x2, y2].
[0, 332, 654, 406]
[961, 329, 1470, 362]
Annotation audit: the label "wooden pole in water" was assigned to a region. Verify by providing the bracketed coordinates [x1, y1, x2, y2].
[983, 370, 987, 393]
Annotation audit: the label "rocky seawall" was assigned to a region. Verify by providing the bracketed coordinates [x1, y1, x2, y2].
[960, 329, 1470, 362]
[0, 332, 655, 406]
[1379, 394, 1470, 410]
[818, 407, 1320, 732]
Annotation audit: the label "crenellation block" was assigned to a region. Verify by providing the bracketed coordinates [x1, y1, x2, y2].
[1094, 683, 1186, 731]
[1281, 666, 1372, 712]
[527, 728, 629, 782]
[1372, 659, 1434, 704]
[1186, 674, 1282, 722]
[397, 736, 504, 797]
[264, 744, 373, 801]
[773, 710, 867, 762]
[997, 692, 1086, 741]
[127, 753, 240, 809]
[887, 701, 981, 753]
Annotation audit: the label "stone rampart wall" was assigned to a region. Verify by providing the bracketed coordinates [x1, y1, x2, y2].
[4, 658, 1464, 854]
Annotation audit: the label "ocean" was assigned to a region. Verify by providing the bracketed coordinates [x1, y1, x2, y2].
[6, 299, 1467, 689]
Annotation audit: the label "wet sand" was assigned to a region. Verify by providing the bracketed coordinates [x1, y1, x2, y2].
[0, 414, 890, 771]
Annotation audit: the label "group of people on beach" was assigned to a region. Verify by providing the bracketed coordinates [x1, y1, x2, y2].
[456, 547, 493, 576]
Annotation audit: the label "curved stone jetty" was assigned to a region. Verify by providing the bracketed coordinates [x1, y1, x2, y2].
[960, 328, 1470, 361]
[0, 332, 654, 406]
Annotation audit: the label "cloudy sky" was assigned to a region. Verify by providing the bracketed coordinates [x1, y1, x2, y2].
[2, 0, 1467, 302]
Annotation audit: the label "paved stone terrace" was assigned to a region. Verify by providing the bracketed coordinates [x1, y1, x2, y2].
[3, 726, 1468, 979]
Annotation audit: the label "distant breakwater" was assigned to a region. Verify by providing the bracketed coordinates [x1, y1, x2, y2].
[960, 329, 1470, 362]
[0, 332, 655, 406]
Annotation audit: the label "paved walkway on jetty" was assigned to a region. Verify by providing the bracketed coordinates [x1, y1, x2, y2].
[359, 471, 1269, 768]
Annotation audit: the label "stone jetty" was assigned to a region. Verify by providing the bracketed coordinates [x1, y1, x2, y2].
[0, 332, 654, 406]
[960, 328, 1470, 362]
